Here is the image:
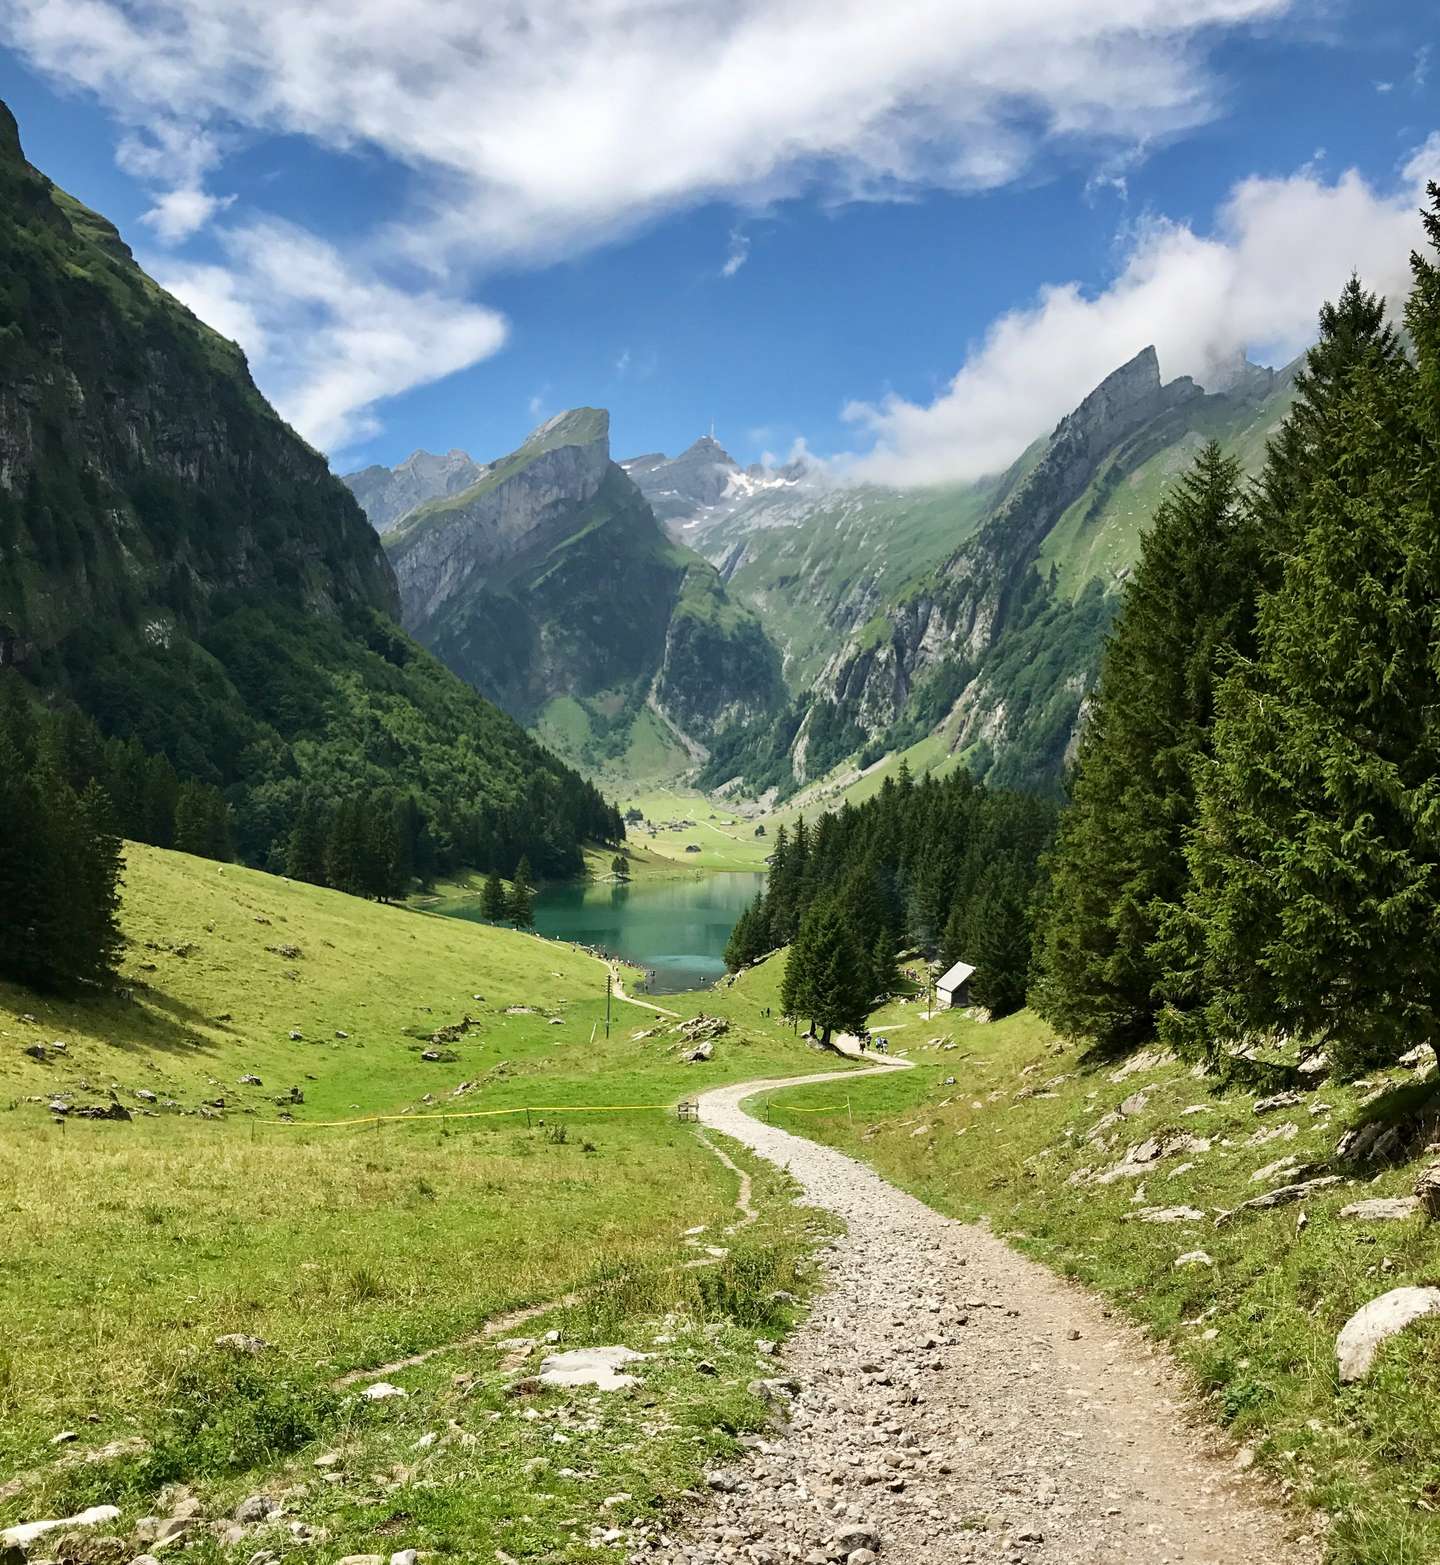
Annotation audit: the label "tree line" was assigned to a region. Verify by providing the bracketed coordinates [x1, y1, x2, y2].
[724, 768, 1056, 1042]
[1033, 187, 1440, 1082]
[0, 684, 124, 992]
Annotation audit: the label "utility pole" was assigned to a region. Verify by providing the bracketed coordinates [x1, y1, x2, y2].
[605, 970, 613, 1038]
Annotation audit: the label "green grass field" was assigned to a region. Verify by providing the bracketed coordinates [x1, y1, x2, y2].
[756, 999, 1440, 1565]
[0, 845, 844, 1562]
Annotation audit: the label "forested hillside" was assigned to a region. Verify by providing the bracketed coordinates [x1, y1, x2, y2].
[0, 99, 618, 883]
[1034, 190, 1440, 1084]
[725, 766, 1055, 1037]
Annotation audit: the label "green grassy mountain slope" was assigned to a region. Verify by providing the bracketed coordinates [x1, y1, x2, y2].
[703, 480, 997, 691]
[0, 99, 616, 877]
[376, 411, 786, 783]
[0, 839, 840, 1558]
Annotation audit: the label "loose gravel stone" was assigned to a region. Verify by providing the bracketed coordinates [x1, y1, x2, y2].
[655, 1067, 1319, 1565]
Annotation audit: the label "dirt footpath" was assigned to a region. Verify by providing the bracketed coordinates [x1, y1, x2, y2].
[669, 1066, 1321, 1565]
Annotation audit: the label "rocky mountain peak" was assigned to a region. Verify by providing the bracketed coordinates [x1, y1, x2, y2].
[621, 431, 742, 523]
[678, 433, 738, 465]
[343, 445, 485, 534]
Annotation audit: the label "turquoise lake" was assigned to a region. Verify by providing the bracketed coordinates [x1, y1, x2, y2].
[437, 871, 764, 994]
[527, 871, 766, 993]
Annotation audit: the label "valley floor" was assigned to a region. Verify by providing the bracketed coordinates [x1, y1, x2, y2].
[7, 844, 1440, 1565]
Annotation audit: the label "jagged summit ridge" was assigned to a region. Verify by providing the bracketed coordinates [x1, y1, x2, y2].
[344, 447, 486, 534]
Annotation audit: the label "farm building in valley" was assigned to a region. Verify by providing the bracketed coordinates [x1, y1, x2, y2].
[936, 960, 976, 1009]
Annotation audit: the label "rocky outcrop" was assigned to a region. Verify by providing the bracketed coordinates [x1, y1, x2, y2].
[344, 448, 485, 533]
[813, 349, 1198, 730]
[781, 346, 1287, 792]
[622, 435, 743, 524]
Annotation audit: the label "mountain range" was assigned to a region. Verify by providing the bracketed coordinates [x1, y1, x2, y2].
[345, 412, 786, 781]
[348, 343, 1293, 801]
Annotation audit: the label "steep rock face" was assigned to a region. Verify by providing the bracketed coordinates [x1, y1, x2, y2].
[701, 345, 1293, 799]
[0, 99, 396, 644]
[387, 411, 612, 629]
[382, 411, 785, 763]
[343, 448, 486, 533]
[812, 348, 1260, 746]
[0, 98, 616, 873]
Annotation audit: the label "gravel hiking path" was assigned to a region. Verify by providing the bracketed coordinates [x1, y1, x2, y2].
[674, 1065, 1321, 1565]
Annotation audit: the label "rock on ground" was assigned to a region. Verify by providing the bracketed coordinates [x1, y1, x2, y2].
[539, 1346, 650, 1390]
[663, 1068, 1319, 1565]
[2, 1505, 121, 1549]
[1336, 1286, 1440, 1383]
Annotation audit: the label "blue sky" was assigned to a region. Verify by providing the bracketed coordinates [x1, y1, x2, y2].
[1, 1, 1435, 483]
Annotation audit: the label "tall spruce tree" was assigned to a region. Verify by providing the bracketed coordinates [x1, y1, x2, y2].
[509, 856, 536, 928]
[962, 860, 1031, 1019]
[482, 867, 509, 921]
[1031, 442, 1256, 1052]
[781, 899, 870, 1046]
[286, 793, 330, 884]
[1160, 238, 1438, 1075]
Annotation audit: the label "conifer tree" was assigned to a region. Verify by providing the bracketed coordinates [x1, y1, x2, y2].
[868, 931, 899, 1002]
[962, 862, 1031, 1019]
[175, 781, 216, 857]
[781, 899, 870, 1045]
[0, 732, 47, 987]
[362, 811, 404, 901]
[286, 793, 330, 884]
[1253, 275, 1405, 558]
[509, 855, 536, 927]
[73, 779, 125, 985]
[325, 798, 366, 895]
[482, 867, 509, 921]
[1031, 442, 1255, 1051]
[1162, 242, 1436, 1074]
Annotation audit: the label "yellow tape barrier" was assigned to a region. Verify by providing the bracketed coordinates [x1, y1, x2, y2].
[258, 1103, 670, 1130]
[769, 1102, 847, 1115]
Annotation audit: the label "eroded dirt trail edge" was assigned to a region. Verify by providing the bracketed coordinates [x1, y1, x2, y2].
[676, 1067, 1321, 1565]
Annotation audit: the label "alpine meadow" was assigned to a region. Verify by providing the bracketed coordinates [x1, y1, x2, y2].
[3, 6, 1440, 1565]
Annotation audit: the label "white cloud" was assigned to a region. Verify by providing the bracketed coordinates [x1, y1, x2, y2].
[143, 186, 235, 243]
[615, 348, 632, 376]
[159, 221, 508, 454]
[0, 0, 1308, 449]
[527, 387, 551, 420]
[847, 143, 1440, 487]
[5, 0, 1295, 269]
[721, 228, 751, 279]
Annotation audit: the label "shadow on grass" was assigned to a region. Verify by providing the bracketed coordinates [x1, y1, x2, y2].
[2, 977, 226, 1063]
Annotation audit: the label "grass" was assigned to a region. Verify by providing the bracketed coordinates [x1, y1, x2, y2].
[620, 789, 776, 872]
[758, 993, 1440, 1564]
[0, 842, 846, 1559]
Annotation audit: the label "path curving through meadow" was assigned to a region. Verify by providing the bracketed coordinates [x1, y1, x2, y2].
[675, 1065, 1321, 1565]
